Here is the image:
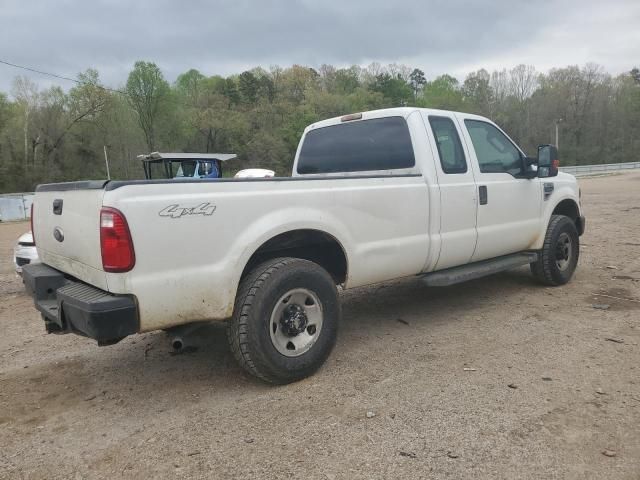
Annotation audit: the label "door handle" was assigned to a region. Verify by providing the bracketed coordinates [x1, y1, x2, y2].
[53, 199, 63, 215]
[479, 185, 488, 205]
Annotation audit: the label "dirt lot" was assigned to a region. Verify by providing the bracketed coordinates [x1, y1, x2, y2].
[1, 173, 639, 480]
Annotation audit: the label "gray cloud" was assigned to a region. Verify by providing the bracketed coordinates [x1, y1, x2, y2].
[1, 0, 638, 93]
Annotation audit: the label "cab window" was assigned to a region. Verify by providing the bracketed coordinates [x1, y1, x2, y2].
[297, 116, 415, 174]
[428, 116, 467, 174]
[464, 120, 522, 176]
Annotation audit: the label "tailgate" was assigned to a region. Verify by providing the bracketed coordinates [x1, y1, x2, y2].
[33, 182, 108, 290]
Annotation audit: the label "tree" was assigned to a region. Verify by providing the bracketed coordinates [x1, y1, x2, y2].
[244, 131, 289, 174]
[11, 76, 39, 169]
[257, 74, 275, 103]
[0, 93, 9, 130]
[281, 65, 319, 104]
[370, 73, 412, 106]
[333, 67, 361, 94]
[239, 71, 259, 104]
[125, 61, 170, 151]
[387, 63, 412, 83]
[9, 70, 109, 178]
[462, 69, 493, 115]
[318, 64, 337, 93]
[509, 64, 538, 102]
[409, 68, 426, 101]
[222, 77, 240, 107]
[420, 75, 463, 110]
[59, 69, 109, 152]
[175, 69, 205, 106]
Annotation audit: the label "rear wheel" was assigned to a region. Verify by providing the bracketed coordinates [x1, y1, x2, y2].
[530, 215, 579, 286]
[227, 258, 340, 384]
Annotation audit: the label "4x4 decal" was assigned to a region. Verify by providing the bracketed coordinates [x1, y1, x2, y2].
[159, 202, 216, 219]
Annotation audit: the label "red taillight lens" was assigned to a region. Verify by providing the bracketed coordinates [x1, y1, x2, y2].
[100, 207, 135, 272]
[30, 203, 35, 245]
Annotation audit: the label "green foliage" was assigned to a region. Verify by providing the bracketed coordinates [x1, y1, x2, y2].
[462, 69, 492, 115]
[238, 71, 259, 104]
[175, 69, 205, 106]
[419, 75, 464, 110]
[334, 67, 361, 94]
[409, 68, 426, 100]
[370, 73, 413, 106]
[125, 61, 171, 151]
[0, 61, 638, 193]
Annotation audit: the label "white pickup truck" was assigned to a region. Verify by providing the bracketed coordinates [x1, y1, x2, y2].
[23, 107, 585, 384]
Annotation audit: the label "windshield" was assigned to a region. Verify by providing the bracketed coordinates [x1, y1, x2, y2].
[172, 160, 197, 178]
[198, 161, 218, 177]
[169, 160, 219, 178]
[143, 158, 220, 179]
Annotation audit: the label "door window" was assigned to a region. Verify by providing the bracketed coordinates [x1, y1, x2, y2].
[428, 116, 467, 174]
[464, 120, 523, 176]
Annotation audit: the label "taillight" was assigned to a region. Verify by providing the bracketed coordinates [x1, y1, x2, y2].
[30, 203, 35, 245]
[100, 207, 135, 272]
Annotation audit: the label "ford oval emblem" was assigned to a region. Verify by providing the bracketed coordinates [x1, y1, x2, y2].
[53, 227, 64, 242]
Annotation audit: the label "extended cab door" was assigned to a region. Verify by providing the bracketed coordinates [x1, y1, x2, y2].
[458, 115, 542, 261]
[421, 112, 478, 270]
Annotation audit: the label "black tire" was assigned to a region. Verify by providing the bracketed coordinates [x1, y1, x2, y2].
[530, 214, 579, 286]
[227, 257, 340, 384]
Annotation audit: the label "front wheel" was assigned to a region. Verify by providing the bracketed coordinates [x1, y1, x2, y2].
[227, 258, 340, 384]
[530, 214, 580, 286]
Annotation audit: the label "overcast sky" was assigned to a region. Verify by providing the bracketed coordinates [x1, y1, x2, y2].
[1, 0, 638, 94]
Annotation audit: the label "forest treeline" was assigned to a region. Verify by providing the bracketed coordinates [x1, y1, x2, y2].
[0, 61, 639, 192]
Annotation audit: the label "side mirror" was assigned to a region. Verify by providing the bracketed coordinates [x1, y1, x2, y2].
[537, 144, 559, 178]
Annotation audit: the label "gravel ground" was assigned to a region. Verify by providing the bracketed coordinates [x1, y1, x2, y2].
[0, 172, 639, 480]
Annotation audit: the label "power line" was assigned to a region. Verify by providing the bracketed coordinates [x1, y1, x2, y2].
[0, 59, 82, 84]
[0, 58, 128, 96]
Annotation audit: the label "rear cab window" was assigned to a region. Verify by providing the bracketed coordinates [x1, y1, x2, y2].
[428, 116, 467, 174]
[297, 116, 415, 174]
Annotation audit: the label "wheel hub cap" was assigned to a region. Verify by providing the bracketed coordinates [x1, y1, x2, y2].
[280, 304, 308, 336]
[555, 232, 572, 271]
[269, 288, 324, 357]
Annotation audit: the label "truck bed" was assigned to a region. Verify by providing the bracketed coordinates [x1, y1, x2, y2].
[32, 174, 432, 331]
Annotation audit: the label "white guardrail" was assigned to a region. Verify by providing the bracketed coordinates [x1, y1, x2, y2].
[561, 161, 640, 177]
[0, 193, 34, 222]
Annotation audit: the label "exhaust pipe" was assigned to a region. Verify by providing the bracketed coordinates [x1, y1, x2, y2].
[167, 322, 206, 352]
[171, 337, 185, 351]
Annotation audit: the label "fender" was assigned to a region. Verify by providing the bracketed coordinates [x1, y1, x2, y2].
[531, 188, 581, 250]
[224, 207, 354, 316]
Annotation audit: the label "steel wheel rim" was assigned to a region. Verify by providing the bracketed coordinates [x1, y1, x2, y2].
[269, 288, 323, 357]
[555, 232, 572, 271]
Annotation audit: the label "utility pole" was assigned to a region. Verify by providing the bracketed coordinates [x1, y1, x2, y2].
[103, 145, 111, 180]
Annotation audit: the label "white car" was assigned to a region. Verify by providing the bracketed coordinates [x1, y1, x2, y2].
[23, 107, 584, 383]
[234, 168, 275, 178]
[13, 231, 39, 274]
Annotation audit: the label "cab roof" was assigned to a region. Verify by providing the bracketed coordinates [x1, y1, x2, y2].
[305, 107, 489, 132]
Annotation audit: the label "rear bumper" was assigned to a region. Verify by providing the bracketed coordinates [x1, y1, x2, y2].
[22, 263, 139, 345]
